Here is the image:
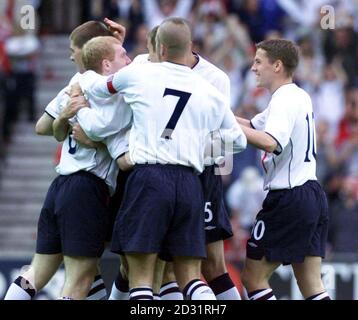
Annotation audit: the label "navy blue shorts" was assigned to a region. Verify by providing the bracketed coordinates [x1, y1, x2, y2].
[36, 171, 110, 257]
[199, 165, 233, 244]
[246, 180, 329, 264]
[106, 169, 133, 242]
[111, 164, 206, 259]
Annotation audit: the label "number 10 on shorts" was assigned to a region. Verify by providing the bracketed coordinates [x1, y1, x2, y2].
[251, 220, 265, 241]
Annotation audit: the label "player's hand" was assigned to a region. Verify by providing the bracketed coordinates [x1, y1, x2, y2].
[60, 96, 89, 120]
[117, 152, 134, 171]
[104, 17, 126, 44]
[72, 123, 98, 148]
[70, 83, 84, 98]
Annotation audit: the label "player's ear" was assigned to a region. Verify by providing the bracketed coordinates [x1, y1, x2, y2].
[160, 44, 165, 59]
[102, 59, 110, 73]
[274, 60, 282, 73]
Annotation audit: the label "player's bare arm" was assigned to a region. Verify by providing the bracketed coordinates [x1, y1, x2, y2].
[104, 18, 126, 45]
[35, 113, 55, 136]
[72, 123, 104, 149]
[241, 125, 277, 153]
[52, 95, 88, 142]
[235, 116, 252, 128]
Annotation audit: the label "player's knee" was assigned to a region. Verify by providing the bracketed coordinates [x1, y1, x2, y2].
[120, 263, 128, 280]
[162, 266, 176, 284]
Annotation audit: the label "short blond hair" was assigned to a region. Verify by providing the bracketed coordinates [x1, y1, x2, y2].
[82, 36, 121, 73]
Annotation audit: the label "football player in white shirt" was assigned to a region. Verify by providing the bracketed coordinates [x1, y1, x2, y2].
[86, 17, 246, 300]
[4, 20, 128, 301]
[108, 22, 243, 301]
[236, 39, 330, 300]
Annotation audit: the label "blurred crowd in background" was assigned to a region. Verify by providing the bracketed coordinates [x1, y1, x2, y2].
[0, 0, 357, 268]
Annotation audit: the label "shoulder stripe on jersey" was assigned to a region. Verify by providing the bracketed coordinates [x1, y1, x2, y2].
[265, 131, 283, 156]
[250, 120, 256, 129]
[288, 139, 293, 189]
[107, 75, 117, 94]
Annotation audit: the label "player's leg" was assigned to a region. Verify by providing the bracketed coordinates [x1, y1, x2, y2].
[58, 172, 110, 299]
[108, 255, 130, 300]
[152, 258, 166, 299]
[61, 256, 98, 299]
[86, 262, 107, 300]
[160, 261, 183, 300]
[173, 256, 216, 300]
[4, 253, 63, 300]
[291, 181, 330, 300]
[110, 165, 175, 300]
[241, 257, 280, 300]
[200, 166, 241, 299]
[202, 240, 241, 300]
[166, 167, 215, 300]
[107, 168, 132, 300]
[5, 177, 64, 300]
[292, 256, 330, 300]
[125, 252, 157, 300]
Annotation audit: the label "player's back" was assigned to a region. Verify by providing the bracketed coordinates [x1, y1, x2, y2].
[192, 54, 230, 99]
[109, 61, 230, 172]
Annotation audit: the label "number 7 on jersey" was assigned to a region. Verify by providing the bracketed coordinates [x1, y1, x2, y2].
[161, 88, 192, 140]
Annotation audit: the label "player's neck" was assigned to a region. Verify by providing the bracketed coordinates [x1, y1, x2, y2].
[269, 78, 293, 94]
[165, 57, 188, 67]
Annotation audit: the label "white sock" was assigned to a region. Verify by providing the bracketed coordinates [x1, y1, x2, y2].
[129, 287, 153, 300]
[215, 286, 242, 300]
[4, 276, 36, 300]
[153, 293, 161, 300]
[159, 281, 184, 300]
[86, 274, 107, 300]
[108, 271, 129, 300]
[248, 288, 276, 300]
[183, 279, 216, 300]
[108, 282, 129, 300]
[208, 273, 241, 300]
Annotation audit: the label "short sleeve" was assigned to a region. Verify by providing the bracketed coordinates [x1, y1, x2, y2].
[250, 108, 269, 131]
[264, 95, 298, 154]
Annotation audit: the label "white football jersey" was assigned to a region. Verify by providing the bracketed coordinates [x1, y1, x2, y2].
[45, 73, 81, 119]
[132, 53, 150, 64]
[193, 54, 246, 164]
[88, 61, 242, 173]
[76, 70, 133, 159]
[192, 54, 230, 100]
[251, 83, 317, 190]
[45, 72, 122, 195]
